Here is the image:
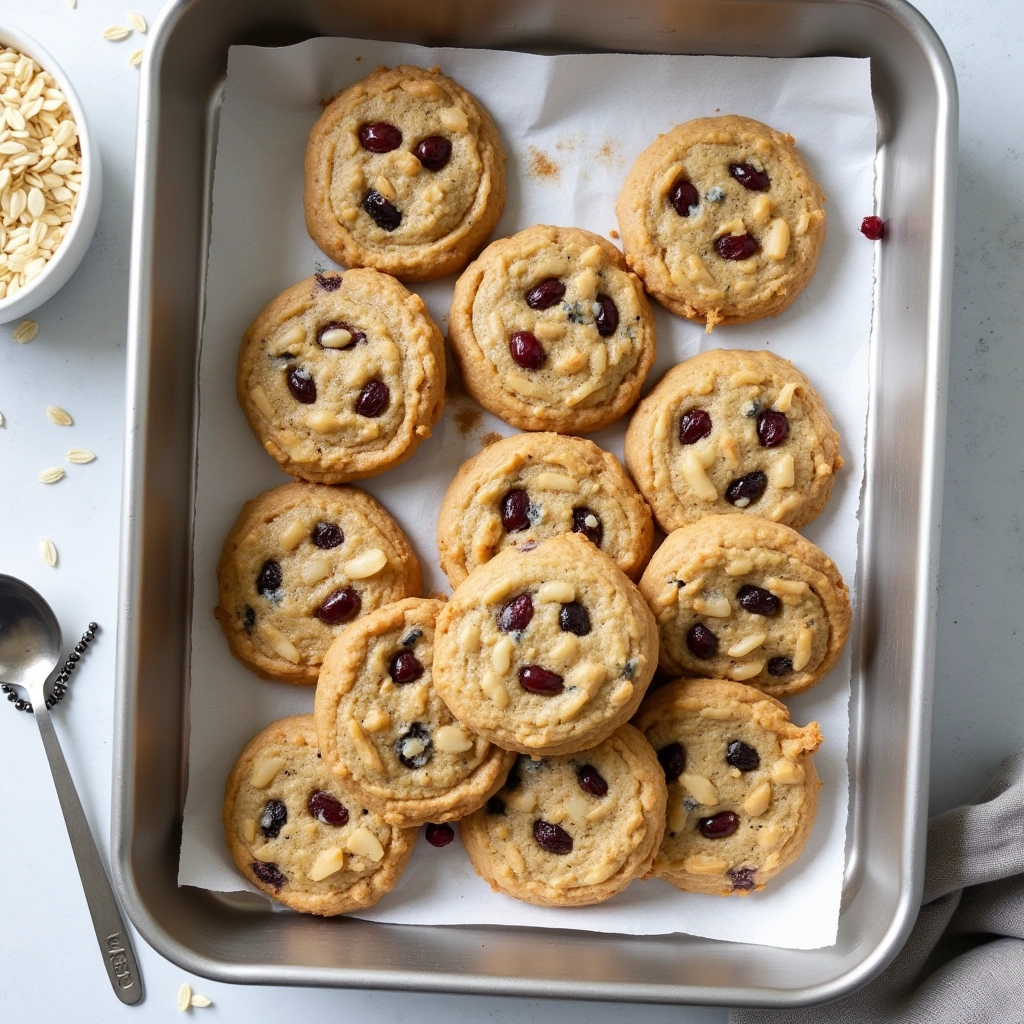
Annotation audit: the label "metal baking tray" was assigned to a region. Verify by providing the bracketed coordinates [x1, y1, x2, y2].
[114, 0, 955, 1006]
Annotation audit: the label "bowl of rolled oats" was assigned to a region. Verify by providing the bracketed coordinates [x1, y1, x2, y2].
[0, 25, 101, 322]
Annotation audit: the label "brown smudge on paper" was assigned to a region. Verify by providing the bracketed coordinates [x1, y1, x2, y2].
[594, 139, 620, 167]
[445, 356, 468, 402]
[446, 356, 488, 440]
[527, 146, 560, 183]
[480, 432, 502, 449]
[454, 406, 482, 437]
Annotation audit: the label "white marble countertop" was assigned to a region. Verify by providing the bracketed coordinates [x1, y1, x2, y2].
[0, 1, 1020, 1021]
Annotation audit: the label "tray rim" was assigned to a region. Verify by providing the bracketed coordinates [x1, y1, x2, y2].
[113, 0, 958, 1006]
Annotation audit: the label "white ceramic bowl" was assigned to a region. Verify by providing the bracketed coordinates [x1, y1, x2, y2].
[0, 23, 102, 324]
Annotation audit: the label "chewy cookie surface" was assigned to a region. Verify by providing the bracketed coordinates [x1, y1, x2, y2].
[625, 349, 841, 533]
[616, 115, 826, 328]
[448, 225, 656, 433]
[433, 533, 658, 756]
[238, 270, 445, 484]
[315, 598, 515, 826]
[639, 515, 850, 697]
[460, 725, 667, 906]
[634, 679, 822, 895]
[304, 65, 506, 281]
[215, 482, 422, 683]
[437, 432, 654, 587]
[222, 715, 416, 916]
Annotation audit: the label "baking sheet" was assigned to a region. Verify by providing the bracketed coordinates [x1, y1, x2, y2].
[179, 37, 875, 951]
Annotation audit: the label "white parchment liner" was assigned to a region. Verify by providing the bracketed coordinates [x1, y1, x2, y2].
[179, 38, 876, 950]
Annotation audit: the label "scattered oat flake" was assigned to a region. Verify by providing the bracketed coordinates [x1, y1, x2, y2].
[129, 48, 144, 67]
[68, 0, 77, 7]
[46, 405, 73, 426]
[66, 448, 96, 464]
[190, 994, 213, 1008]
[128, 11, 148, 33]
[40, 538, 57, 567]
[176, 983, 192, 1012]
[40, 467, 65, 484]
[13, 320, 39, 344]
[103, 26, 132, 41]
[0, 411, 5, 427]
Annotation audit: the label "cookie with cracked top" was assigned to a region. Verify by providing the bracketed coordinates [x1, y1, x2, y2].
[459, 725, 667, 906]
[215, 481, 421, 684]
[616, 115, 826, 329]
[436, 432, 654, 588]
[238, 270, 445, 484]
[315, 597, 516, 827]
[304, 65, 506, 281]
[433, 533, 658, 756]
[448, 225, 656, 434]
[624, 348, 841, 533]
[222, 715, 416, 915]
[633, 679, 822, 895]
[638, 514, 850, 698]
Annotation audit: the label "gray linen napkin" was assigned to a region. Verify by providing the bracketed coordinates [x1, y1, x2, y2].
[732, 751, 1024, 1024]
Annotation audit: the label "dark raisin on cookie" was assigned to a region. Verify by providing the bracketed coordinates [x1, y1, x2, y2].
[315, 586, 361, 625]
[259, 799, 287, 839]
[518, 665, 564, 695]
[498, 593, 534, 633]
[725, 740, 760, 772]
[678, 408, 712, 445]
[698, 811, 739, 838]
[362, 189, 402, 230]
[572, 507, 603, 547]
[395, 722, 433, 769]
[533, 819, 573, 854]
[725, 471, 768, 508]
[686, 623, 718, 659]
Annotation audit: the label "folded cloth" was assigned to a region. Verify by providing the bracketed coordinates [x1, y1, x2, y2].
[732, 751, 1024, 1024]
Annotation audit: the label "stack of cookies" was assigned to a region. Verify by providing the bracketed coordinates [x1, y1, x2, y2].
[216, 64, 851, 917]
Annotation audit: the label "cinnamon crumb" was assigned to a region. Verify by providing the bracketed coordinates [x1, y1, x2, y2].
[480, 432, 503, 448]
[527, 146, 560, 182]
[594, 139, 620, 166]
[453, 406, 482, 437]
[445, 359, 468, 402]
[609, 229, 619, 239]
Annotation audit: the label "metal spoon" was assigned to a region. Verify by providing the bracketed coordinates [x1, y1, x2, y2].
[0, 575, 143, 1005]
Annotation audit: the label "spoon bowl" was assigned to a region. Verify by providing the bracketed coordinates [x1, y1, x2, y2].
[0, 574, 143, 1005]
[0, 575, 63, 699]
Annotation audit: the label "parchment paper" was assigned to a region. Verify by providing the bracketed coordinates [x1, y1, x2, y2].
[179, 37, 876, 951]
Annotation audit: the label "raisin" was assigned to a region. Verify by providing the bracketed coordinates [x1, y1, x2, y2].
[533, 819, 573, 854]
[725, 740, 760, 772]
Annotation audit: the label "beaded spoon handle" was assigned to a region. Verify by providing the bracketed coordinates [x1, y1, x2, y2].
[0, 575, 144, 1005]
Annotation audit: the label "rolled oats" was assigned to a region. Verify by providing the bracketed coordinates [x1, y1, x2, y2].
[0, 47, 81, 300]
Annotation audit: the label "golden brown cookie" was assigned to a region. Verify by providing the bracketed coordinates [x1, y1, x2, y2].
[448, 225, 656, 433]
[436, 432, 654, 587]
[315, 597, 516, 827]
[304, 65, 506, 282]
[638, 515, 850, 698]
[222, 715, 417, 915]
[633, 679, 822, 895]
[459, 725, 667, 906]
[215, 482, 422, 684]
[616, 115, 826, 329]
[237, 270, 445, 484]
[624, 349, 841, 533]
[433, 533, 658, 756]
